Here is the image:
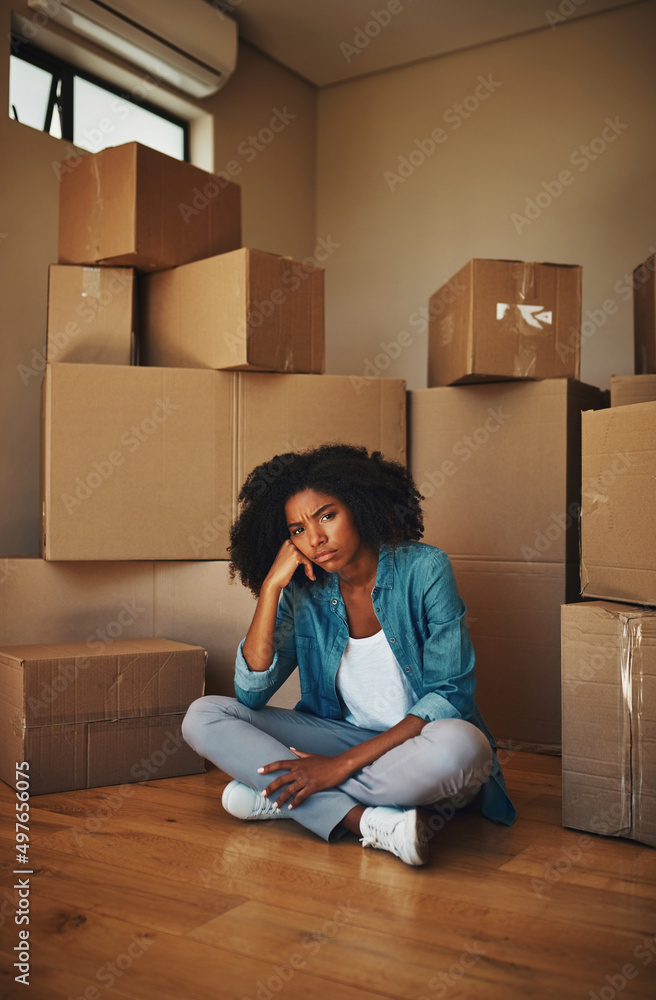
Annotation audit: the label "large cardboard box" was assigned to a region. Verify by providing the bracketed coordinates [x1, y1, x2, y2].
[428, 259, 582, 386]
[58, 142, 241, 272]
[142, 248, 324, 373]
[42, 366, 406, 561]
[41, 364, 235, 561]
[581, 401, 656, 605]
[561, 601, 656, 848]
[610, 374, 656, 406]
[0, 638, 206, 794]
[634, 253, 656, 374]
[47, 265, 135, 365]
[452, 559, 578, 750]
[409, 379, 602, 564]
[0, 558, 303, 707]
[235, 371, 406, 474]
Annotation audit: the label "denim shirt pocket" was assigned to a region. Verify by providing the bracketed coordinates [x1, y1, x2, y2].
[294, 635, 319, 698]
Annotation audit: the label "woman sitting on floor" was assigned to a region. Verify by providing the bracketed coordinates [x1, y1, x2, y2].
[182, 443, 515, 866]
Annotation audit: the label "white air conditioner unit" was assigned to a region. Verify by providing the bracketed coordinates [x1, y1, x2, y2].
[27, 0, 237, 98]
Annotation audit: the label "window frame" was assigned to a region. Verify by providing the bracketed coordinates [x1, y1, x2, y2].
[9, 35, 190, 161]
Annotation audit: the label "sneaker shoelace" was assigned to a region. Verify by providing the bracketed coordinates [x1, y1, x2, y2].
[360, 814, 397, 851]
[254, 794, 281, 818]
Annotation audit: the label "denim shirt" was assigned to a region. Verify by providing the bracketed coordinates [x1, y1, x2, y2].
[235, 540, 515, 826]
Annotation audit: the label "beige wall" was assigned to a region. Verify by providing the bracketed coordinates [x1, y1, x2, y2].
[2, 2, 655, 557]
[0, 0, 316, 556]
[317, 1, 656, 391]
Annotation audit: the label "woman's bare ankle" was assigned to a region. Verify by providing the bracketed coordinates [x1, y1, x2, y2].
[341, 805, 366, 835]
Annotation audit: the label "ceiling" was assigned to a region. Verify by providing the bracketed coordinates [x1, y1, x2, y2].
[219, 0, 642, 87]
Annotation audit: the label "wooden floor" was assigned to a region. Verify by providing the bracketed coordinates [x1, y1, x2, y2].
[1, 752, 655, 1000]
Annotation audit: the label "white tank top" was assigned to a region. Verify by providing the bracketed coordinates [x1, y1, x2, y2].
[335, 629, 417, 730]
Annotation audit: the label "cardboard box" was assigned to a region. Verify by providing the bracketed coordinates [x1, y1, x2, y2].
[235, 372, 406, 475]
[142, 248, 324, 373]
[581, 401, 656, 605]
[610, 374, 656, 406]
[562, 601, 656, 848]
[428, 259, 582, 386]
[58, 142, 241, 272]
[0, 637, 206, 794]
[452, 559, 578, 751]
[409, 379, 602, 564]
[0, 557, 306, 708]
[634, 253, 656, 374]
[47, 265, 135, 365]
[42, 366, 406, 561]
[42, 363, 235, 561]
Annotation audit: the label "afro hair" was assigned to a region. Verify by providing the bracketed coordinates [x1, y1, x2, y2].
[229, 443, 424, 596]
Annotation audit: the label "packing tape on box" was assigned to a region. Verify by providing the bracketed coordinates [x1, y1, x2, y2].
[82, 267, 101, 298]
[629, 621, 645, 838]
[619, 616, 635, 837]
[619, 614, 645, 840]
[496, 261, 553, 378]
[512, 260, 536, 302]
[90, 157, 102, 259]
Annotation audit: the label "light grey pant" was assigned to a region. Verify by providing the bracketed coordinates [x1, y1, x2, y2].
[182, 695, 493, 842]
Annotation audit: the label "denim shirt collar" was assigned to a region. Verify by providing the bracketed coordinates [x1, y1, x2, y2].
[311, 543, 395, 602]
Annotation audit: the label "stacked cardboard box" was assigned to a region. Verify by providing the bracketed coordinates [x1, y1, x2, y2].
[5, 142, 247, 792]
[41, 366, 405, 560]
[0, 638, 207, 794]
[633, 251, 656, 375]
[427, 258, 581, 386]
[608, 253, 656, 411]
[58, 142, 242, 272]
[610, 373, 656, 406]
[47, 265, 136, 365]
[2, 140, 406, 793]
[410, 378, 600, 749]
[561, 602, 656, 849]
[141, 248, 325, 372]
[580, 401, 656, 606]
[412, 258, 600, 750]
[561, 251, 656, 849]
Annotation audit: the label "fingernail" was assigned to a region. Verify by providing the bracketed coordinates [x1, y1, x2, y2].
[260, 790, 267, 797]
[257, 767, 264, 773]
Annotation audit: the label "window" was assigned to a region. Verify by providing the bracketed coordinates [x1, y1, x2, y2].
[9, 38, 189, 161]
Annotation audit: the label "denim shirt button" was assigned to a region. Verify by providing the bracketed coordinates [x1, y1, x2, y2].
[375, 607, 381, 613]
[405, 667, 411, 673]
[331, 599, 338, 606]
[390, 637, 396, 642]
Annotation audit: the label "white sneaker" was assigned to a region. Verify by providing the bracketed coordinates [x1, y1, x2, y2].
[221, 780, 290, 820]
[359, 806, 429, 866]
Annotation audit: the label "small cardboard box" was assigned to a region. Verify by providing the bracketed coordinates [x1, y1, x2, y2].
[0, 558, 299, 710]
[41, 366, 406, 561]
[41, 363, 236, 561]
[47, 264, 135, 365]
[409, 379, 602, 564]
[58, 142, 241, 272]
[452, 559, 578, 750]
[610, 374, 656, 407]
[142, 248, 325, 373]
[428, 259, 582, 386]
[561, 601, 656, 848]
[0, 637, 206, 794]
[633, 253, 656, 374]
[581, 401, 656, 605]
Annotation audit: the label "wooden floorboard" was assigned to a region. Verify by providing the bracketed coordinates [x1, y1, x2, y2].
[1, 754, 655, 1000]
